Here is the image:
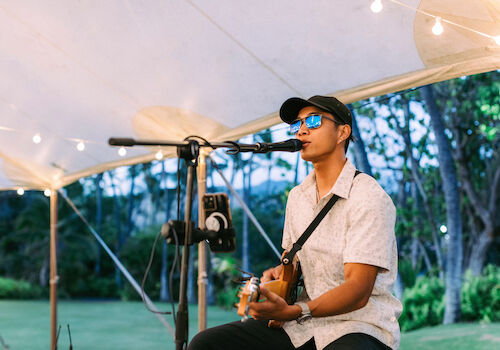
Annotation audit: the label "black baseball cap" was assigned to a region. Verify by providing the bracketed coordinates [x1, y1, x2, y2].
[279, 95, 352, 126]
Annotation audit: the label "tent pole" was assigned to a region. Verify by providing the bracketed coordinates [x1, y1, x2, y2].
[196, 150, 208, 331]
[49, 190, 58, 350]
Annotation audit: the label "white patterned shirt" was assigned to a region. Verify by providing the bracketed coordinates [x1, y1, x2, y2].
[281, 159, 402, 350]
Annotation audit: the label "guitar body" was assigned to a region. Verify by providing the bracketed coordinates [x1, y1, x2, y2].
[236, 257, 301, 327]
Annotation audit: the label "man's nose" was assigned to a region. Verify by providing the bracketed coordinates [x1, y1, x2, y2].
[298, 120, 309, 136]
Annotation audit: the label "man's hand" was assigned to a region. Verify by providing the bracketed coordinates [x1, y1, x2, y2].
[261, 264, 282, 283]
[248, 286, 301, 321]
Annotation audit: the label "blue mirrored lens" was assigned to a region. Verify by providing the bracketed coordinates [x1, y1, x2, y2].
[290, 120, 301, 134]
[305, 115, 322, 129]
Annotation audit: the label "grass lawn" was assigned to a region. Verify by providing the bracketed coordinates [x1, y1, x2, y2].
[0, 300, 239, 349]
[400, 322, 500, 350]
[0, 300, 498, 349]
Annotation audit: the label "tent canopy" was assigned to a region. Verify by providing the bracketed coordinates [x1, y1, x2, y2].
[1, 0, 498, 190]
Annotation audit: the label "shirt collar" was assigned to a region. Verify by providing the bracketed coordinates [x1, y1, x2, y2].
[297, 158, 358, 201]
[327, 158, 357, 199]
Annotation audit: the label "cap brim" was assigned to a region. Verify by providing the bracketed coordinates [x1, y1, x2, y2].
[279, 97, 333, 124]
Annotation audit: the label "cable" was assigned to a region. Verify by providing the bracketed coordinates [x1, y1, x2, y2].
[140, 231, 172, 315]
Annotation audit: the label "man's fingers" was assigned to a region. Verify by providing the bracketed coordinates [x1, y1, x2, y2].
[259, 286, 279, 302]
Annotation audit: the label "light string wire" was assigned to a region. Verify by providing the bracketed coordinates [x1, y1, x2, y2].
[2, 1, 498, 191]
[387, 0, 500, 42]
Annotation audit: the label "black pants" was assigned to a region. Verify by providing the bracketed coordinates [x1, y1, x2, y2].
[188, 319, 391, 350]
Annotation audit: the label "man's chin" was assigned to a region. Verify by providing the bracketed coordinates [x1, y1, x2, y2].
[300, 150, 316, 163]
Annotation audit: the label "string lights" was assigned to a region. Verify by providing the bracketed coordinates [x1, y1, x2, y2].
[32, 133, 41, 144]
[432, 17, 444, 36]
[155, 150, 163, 160]
[372, 0, 500, 46]
[370, 0, 383, 13]
[1, 0, 498, 196]
[76, 141, 85, 151]
[44, 189, 52, 197]
[118, 147, 127, 157]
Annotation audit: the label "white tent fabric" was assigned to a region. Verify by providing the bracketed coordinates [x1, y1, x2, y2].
[0, 0, 499, 190]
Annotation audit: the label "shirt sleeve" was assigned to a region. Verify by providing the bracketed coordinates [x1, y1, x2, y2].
[343, 182, 396, 272]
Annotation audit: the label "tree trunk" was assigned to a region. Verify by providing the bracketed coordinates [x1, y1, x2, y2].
[126, 166, 136, 238]
[422, 84, 462, 324]
[348, 106, 373, 176]
[109, 172, 123, 289]
[399, 98, 444, 275]
[293, 152, 301, 186]
[95, 173, 103, 276]
[160, 241, 171, 302]
[452, 128, 500, 275]
[187, 245, 196, 303]
[468, 227, 494, 275]
[206, 249, 216, 305]
[242, 155, 253, 273]
[39, 254, 49, 287]
[160, 161, 171, 302]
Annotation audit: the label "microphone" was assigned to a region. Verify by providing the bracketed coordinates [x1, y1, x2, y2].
[253, 139, 303, 153]
[108, 138, 136, 147]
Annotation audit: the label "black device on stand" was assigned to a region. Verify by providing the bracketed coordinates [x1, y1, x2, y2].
[108, 136, 302, 350]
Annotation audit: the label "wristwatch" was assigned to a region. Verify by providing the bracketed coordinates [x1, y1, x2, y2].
[295, 302, 312, 324]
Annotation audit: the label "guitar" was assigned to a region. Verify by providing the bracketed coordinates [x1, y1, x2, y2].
[236, 256, 301, 328]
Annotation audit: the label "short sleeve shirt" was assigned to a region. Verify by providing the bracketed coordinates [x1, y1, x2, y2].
[281, 159, 402, 350]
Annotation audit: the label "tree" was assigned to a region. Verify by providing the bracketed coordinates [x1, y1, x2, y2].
[422, 84, 463, 324]
[432, 73, 499, 275]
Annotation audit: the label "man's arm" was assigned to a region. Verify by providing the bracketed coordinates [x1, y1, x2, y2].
[249, 262, 378, 321]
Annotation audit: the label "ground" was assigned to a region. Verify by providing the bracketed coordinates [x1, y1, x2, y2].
[0, 300, 498, 349]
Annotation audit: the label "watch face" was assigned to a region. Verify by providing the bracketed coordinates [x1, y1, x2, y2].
[297, 314, 312, 325]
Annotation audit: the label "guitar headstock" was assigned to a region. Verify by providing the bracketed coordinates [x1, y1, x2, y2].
[236, 276, 260, 321]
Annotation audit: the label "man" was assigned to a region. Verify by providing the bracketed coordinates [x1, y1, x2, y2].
[188, 95, 402, 350]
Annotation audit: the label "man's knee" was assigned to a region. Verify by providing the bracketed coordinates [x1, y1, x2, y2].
[187, 329, 213, 350]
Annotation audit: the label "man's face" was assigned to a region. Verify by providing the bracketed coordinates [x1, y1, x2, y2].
[294, 106, 344, 162]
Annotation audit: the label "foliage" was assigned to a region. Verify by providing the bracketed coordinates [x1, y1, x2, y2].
[461, 264, 500, 323]
[400, 264, 500, 331]
[0, 277, 43, 299]
[210, 255, 240, 309]
[399, 276, 445, 331]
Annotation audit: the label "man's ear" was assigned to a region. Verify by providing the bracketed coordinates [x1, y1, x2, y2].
[338, 125, 351, 143]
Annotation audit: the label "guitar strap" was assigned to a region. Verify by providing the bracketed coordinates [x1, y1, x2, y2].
[282, 170, 361, 265]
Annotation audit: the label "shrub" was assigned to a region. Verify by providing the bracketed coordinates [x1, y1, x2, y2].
[0, 277, 43, 299]
[399, 276, 445, 331]
[461, 264, 500, 323]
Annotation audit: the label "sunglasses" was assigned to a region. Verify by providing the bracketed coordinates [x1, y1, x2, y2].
[289, 114, 339, 134]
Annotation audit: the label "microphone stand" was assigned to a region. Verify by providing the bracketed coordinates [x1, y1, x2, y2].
[111, 137, 203, 350]
[107, 136, 302, 350]
[176, 140, 199, 350]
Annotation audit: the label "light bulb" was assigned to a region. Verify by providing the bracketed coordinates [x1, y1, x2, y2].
[33, 133, 42, 144]
[76, 141, 85, 151]
[44, 189, 51, 197]
[17, 188, 24, 196]
[370, 0, 383, 13]
[155, 150, 163, 160]
[432, 17, 444, 35]
[440, 225, 447, 233]
[118, 147, 127, 157]
[494, 35, 500, 46]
